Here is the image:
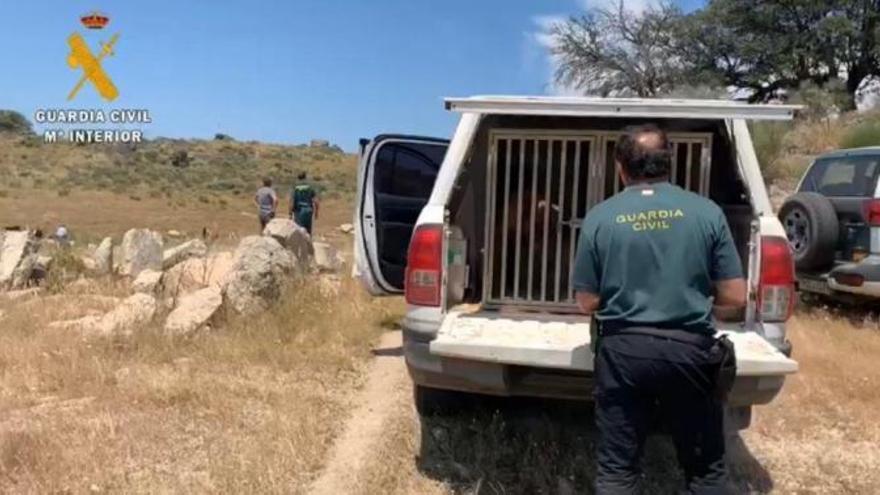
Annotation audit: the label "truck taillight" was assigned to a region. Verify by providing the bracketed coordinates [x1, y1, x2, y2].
[759, 236, 795, 322]
[405, 225, 443, 307]
[864, 199, 880, 226]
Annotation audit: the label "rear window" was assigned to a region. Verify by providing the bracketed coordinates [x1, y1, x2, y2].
[801, 155, 880, 197]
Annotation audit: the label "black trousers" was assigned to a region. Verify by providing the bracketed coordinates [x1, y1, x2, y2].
[594, 335, 730, 495]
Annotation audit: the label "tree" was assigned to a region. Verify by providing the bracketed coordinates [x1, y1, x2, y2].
[834, 0, 880, 102]
[680, 0, 880, 108]
[550, 1, 691, 97]
[0, 110, 33, 135]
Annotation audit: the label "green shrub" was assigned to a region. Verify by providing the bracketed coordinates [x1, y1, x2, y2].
[45, 249, 87, 294]
[0, 110, 34, 134]
[789, 81, 850, 122]
[750, 121, 793, 181]
[840, 119, 880, 149]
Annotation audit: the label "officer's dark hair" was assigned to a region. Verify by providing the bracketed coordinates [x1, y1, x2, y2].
[298, 171, 307, 180]
[614, 124, 672, 180]
[262, 177, 272, 187]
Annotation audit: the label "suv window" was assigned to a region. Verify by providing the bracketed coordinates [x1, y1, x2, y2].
[374, 142, 447, 198]
[801, 155, 880, 197]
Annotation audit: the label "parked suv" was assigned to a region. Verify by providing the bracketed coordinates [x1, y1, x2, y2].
[780, 147, 880, 301]
[355, 96, 799, 430]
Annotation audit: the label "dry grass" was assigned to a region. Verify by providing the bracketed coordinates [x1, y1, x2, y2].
[352, 308, 880, 495]
[739, 307, 880, 493]
[0, 274, 401, 493]
[0, 189, 354, 245]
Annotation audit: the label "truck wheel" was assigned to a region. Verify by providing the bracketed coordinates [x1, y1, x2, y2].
[413, 385, 473, 417]
[778, 192, 838, 270]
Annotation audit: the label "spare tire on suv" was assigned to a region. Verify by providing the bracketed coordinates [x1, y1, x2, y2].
[778, 192, 839, 270]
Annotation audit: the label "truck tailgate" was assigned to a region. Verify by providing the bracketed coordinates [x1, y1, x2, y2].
[429, 310, 798, 376]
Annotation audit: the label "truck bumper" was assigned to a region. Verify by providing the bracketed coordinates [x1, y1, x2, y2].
[404, 329, 787, 406]
[827, 256, 880, 298]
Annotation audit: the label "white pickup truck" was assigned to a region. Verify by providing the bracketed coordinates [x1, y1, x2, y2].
[354, 96, 799, 430]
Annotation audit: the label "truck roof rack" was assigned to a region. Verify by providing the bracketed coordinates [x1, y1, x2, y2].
[444, 95, 800, 121]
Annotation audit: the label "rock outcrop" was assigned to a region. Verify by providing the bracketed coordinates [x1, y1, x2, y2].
[313, 242, 344, 272]
[95, 293, 157, 336]
[51, 293, 157, 337]
[93, 237, 113, 275]
[0, 230, 37, 289]
[223, 236, 296, 314]
[162, 239, 207, 270]
[132, 269, 163, 294]
[262, 219, 313, 265]
[161, 251, 234, 299]
[164, 286, 222, 336]
[118, 229, 163, 277]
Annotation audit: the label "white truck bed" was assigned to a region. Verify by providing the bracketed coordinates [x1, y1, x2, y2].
[430, 308, 798, 376]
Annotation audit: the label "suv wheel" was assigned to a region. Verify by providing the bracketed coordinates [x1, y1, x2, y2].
[778, 192, 838, 270]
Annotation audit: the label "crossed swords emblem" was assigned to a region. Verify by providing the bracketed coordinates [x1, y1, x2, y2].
[67, 32, 120, 101]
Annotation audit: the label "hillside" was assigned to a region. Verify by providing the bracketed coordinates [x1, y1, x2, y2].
[0, 114, 358, 239]
[0, 127, 357, 207]
[752, 110, 880, 193]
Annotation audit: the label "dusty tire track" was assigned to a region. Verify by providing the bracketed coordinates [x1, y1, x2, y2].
[308, 331, 410, 495]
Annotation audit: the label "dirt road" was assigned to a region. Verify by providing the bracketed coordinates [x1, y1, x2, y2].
[310, 312, 880, 494]
[308, 332, 411, 494]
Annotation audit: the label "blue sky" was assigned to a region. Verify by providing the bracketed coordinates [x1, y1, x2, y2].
[2, 0, 703, 150]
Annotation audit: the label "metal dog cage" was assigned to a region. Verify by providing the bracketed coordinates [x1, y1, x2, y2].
[483, 130, 712, 310]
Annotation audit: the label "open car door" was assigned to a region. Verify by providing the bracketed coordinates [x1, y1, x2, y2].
[354, 135, 449, 295]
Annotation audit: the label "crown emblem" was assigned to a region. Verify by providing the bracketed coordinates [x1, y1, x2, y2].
[80, 11, 110, 30]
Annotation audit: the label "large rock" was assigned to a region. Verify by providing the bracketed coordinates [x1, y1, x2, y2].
[93, 237, 113, 275]
[313, 242, 344, 273]
[51, 293, 157, 337]
[119, 229, 163, 277]
[0, 230, 37, 289]
[162, 239, 207, 270]
[164, 286, 222, 336]
[132, 269, 163, 294]
[161, 251, 235, 299]
[223, 236, 296, 314]
[95, 293, 157, 336]
[262, 219, 313, 265]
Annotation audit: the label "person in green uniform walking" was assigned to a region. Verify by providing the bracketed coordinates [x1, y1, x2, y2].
[289, 172, 319, 235]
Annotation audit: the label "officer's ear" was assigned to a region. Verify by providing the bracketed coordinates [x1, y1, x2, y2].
[616, 161, 631, 186]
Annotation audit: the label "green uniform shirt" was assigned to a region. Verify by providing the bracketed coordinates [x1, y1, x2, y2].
[291, 183, 316, 212]
[572, 182, 743, 335]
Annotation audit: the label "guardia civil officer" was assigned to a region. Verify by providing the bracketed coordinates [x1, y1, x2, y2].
[572, 124, 746, 494]
[289, 172, 320, 235]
